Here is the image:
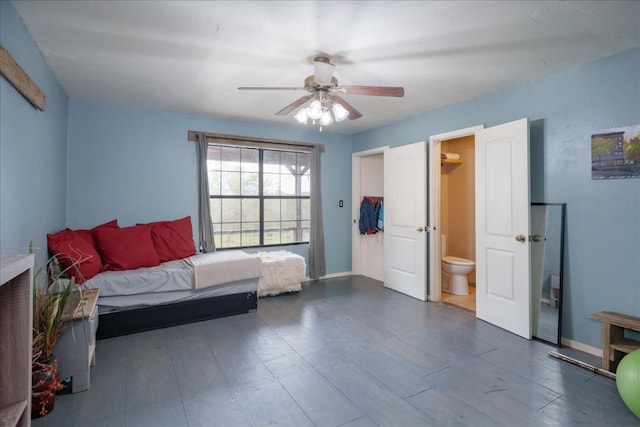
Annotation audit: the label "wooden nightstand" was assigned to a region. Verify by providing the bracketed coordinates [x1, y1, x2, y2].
[55, 288, 100, 393]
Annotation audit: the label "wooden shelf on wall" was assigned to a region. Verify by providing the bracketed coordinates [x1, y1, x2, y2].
[0, 400, 28, 427]
[0, 254, 34, 427]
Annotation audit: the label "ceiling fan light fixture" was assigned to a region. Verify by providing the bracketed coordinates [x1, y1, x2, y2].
[240, 55, 402, 130]
[294, 107, 308, 124]
[319, 109, 334, 126]
[332, 102, 349, 122]
[307, 99, 323, 120]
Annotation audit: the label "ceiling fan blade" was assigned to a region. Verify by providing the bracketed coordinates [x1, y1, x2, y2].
[275, 94, 314, 116]
[338, 86, 405, 97]
[330, 95, 363, 120]
[238, 86, 306, 91]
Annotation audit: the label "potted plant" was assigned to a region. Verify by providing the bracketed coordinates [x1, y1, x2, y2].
[31, 254, 83, 418]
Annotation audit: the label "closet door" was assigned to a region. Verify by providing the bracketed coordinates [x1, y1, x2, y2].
[383, 141, 427, 301]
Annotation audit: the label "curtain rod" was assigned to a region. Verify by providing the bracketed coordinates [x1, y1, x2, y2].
[187, 130, 325, 152]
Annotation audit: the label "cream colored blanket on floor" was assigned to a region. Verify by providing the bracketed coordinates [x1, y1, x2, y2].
[256, 251, 306, 297]
[185, 251, 262, 290]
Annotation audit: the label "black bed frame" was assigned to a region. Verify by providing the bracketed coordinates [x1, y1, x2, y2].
[96, 291, 257, 340]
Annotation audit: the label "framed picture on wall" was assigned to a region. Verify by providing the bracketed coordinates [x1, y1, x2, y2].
[591, 124, 640, 179]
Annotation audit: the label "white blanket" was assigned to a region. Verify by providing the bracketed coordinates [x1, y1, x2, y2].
[185, 251, 262, 290]
[256, 251, 306, 297]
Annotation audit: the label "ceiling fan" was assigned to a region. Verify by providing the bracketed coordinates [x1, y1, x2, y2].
[238, 56, 404, 127]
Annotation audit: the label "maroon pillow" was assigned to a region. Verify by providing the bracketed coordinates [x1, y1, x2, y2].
[66, 219, 119, 272]
[142, 216, 197, 262]
[94, 224, 160, 271]
[72, 219, 119, 248]
[47, 229, 103, 283]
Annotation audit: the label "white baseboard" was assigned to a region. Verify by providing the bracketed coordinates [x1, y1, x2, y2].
[561, 337, 602, 357]
[305, 271, 353, 281]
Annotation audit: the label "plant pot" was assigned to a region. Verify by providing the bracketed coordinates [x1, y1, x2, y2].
[32, 358, 62, 418]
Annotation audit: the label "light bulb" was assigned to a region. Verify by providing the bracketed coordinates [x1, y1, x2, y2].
[319, 109, 333, 126]
[332, 102, 349, 122]
[307, 100, 323, 120]
[294, 107, 308, 124]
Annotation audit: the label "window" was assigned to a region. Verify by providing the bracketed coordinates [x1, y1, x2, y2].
[207, 145, 310, 249]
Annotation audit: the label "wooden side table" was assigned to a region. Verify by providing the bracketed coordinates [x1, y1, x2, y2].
[55, 288, 99, 393]
[590, 311, 640, 372]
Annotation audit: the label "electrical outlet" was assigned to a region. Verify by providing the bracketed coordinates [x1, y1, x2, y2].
[339, 200, 344, 207]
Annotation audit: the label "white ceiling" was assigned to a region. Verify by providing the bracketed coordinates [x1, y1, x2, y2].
[11, 1, 640, 134]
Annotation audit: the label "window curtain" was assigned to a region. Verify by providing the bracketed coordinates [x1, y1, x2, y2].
[197, 134, 215, 253]
[309, 145, 326, 279]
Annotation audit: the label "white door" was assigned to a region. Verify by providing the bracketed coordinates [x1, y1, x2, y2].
[383, 141, 427, 301]
[475, 118, 531, 338]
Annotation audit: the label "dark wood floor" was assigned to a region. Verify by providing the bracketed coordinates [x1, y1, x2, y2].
[34, 276, 638, 426]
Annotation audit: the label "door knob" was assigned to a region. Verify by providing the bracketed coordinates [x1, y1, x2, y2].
[416, 227, 424, 232]
[515, 234, 526, 242]
[530, 234, 542, 242]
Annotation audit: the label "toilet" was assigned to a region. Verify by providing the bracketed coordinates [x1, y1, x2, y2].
[441, 235, 475, 295]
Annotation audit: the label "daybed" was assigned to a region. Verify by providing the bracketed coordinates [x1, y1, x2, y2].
[85, 250, 262, 339]
[47, 216, 262, 339]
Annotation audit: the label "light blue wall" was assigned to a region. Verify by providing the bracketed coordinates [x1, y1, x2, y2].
[354, 48, 640, 349]
[0, 1, 69, 267]
[3, 0, 638, 349]
[66, 101, 353, 275]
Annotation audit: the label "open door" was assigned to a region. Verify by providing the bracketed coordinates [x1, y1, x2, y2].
[475, 118, 531, 339]
[383, 141, 427, 301]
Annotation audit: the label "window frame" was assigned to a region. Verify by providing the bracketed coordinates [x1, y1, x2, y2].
[207, 143, 311, 249]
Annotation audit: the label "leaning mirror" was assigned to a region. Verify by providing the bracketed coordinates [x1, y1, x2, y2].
[531, 203, 566, 346]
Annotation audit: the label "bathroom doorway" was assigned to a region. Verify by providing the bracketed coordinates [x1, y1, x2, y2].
[437, 134, 477, 312]
[428, 125, 482, 308]
[429, 119, 533, 339]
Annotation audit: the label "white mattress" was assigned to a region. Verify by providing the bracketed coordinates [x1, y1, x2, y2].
[83, 256, 259, 314]
[84, 259, 192, 297]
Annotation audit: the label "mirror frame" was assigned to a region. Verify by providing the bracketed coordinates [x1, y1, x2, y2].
[531, 202, 566, 347]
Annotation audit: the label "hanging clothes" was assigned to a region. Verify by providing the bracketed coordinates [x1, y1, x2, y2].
[359, 197, 377, 235]
[375, 200, 384, 231]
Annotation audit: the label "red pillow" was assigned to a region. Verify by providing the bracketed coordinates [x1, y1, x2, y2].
[47, 229, 103, 283]
[72, 219, 119, 248]
[94, 224, 160, 271]
[143, 216, 197, 262]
